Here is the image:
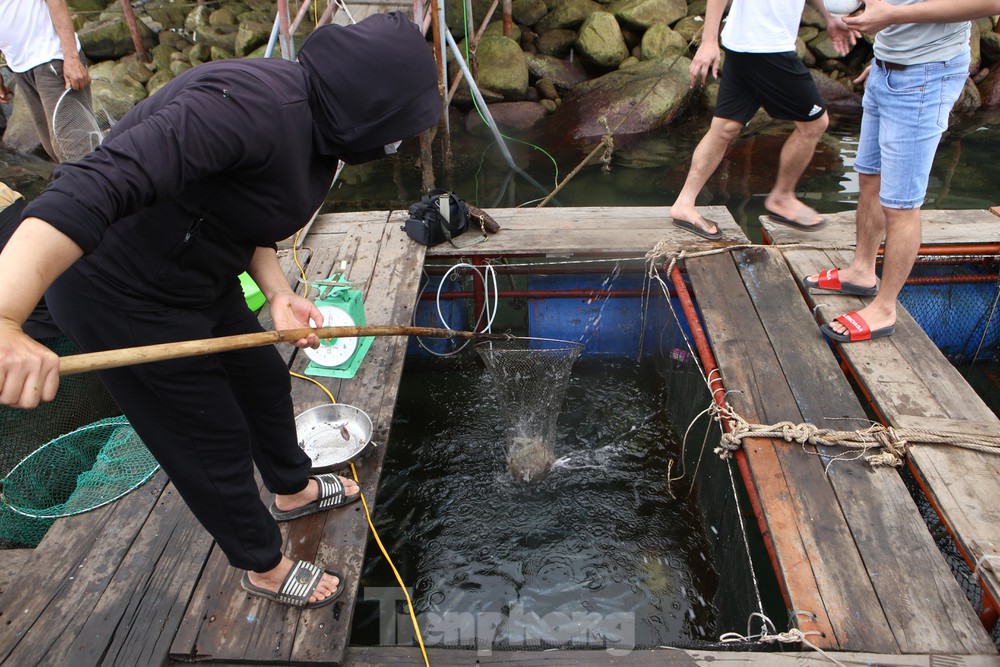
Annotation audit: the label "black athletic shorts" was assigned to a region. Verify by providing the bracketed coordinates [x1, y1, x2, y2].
[715, 48, 826, 124]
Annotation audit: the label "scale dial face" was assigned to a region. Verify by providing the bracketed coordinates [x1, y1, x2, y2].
[304, 305, 359, 367]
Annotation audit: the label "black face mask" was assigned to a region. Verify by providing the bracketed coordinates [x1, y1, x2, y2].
[297, 13, 441, 158]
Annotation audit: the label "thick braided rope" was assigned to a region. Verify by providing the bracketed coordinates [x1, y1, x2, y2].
[713, 403, 1000, 467]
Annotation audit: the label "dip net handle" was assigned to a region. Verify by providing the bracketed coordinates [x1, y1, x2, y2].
[58, 326, 510, 376]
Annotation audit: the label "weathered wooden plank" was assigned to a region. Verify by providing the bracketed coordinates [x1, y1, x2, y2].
[57, 481, 214, 667]
[426, 206, 748, 256]
[760, 209, 1000, 246]
[290, 216, 428, 664]
[687, 256, 856, 651]
[0, 471, 168, 664]
[171, 216, 426, 664]
[783, 247, 1000, 631]
[0, 549, 30, 597]
[735, 246, 993, 653]
[302, 211, 394, 240]
[170, 243, 363, 664]
[338, 646, 1000, 666]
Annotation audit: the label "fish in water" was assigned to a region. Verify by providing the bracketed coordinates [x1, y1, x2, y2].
[340, 423, 351, 441]
[507, 436, 555, 483]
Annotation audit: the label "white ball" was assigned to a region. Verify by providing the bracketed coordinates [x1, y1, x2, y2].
[824, 0, 861, 16]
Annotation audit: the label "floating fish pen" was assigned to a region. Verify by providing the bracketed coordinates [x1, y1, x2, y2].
[2, 205, 998, 665]
[355, 256, 806, 652]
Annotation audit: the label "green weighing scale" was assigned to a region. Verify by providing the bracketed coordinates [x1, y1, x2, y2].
[302, 275, 375, 379]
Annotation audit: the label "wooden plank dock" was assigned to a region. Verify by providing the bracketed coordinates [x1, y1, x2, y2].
[764, 209, 1000, 636]
[0, 205, 995, 664]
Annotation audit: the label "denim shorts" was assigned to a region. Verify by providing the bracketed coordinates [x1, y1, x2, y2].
[854, 52, 970, 209]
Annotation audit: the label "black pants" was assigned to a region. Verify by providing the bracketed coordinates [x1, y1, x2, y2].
[46, 279, 311, 572]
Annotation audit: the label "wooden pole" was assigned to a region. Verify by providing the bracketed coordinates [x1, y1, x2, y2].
[119, 0, 149, 62]
[58, 325, 512, 376]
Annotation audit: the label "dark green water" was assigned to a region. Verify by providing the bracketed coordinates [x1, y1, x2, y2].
[325, 109, 1000, 243]
[353, 355, 725, 650]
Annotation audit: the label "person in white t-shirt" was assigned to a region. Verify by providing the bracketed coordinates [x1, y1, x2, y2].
[0, 0, 91, 162]
[669, 0, 856, 240]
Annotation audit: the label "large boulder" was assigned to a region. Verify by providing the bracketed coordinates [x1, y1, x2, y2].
[477, 35, 530, 99]
[809, 69, 861, 111]
[612, 0, 687, 31]
[537, 0, 604, 32]
[978, 66, 1000, 108]
[641, 23, 688, 60]
[235, 21, 271, 57]
[512, 0, 549, 26]
[982, 30, 1000, 65]
[576, 12, 629, 68]
[78, 17, 157, 61]
[808, 32, 842, 61]
[969, 21, 982, 73]
[142, 1, 189, 31]
[537, 29, 578, 57]
[194, 25, 238, 55]
[953, 76, 981, 114]
[524, 53, 590, 91]
[546, 56, 693, 140]
[466, 101, 548, 133]
[1, 91, 43, 157]
[672, 15, 704, 43]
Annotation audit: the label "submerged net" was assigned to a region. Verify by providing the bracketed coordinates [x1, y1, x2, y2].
[0, 337, 146, 548]
[475, 338, 583, 482]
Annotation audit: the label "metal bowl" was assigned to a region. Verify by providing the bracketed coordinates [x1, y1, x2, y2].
[294, 403, 373, 471]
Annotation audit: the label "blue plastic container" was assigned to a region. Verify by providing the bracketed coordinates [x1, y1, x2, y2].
[526, 272, 685, 359]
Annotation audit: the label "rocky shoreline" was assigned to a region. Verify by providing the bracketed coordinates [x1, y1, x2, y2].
[2, 0, 1000, 155]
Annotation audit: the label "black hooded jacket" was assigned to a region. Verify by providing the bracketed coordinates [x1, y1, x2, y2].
[23, 12, 440, 310]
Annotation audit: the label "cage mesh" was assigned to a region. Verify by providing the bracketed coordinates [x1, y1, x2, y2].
[0, 336, 137, 547]
[898, 263, 1000, 362]
[475, 338, 583, 482]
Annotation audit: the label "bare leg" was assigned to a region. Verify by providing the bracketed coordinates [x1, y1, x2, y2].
[246, 555, 341, 604]
[669, 116, 743, 235]
[763, 112, 829, 225]
[827, 205, 920, 335]
[807, 172, 883, 289]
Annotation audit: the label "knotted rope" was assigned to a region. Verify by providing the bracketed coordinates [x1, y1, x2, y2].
[719, 612, 846, 667]
[712, 402, 1000, 468]
[598, 115, 614, 174]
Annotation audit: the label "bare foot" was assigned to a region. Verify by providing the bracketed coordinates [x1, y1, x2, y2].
[273, 476, 359, 513]
[246, 556, 340, 605]
[763, 194, 824, 227]
[806, 266, 877, 292]
[668, 204, 718, 236]
[826, 303, 896, 336]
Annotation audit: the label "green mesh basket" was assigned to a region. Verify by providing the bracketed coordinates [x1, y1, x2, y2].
[1, 415, 159, 524]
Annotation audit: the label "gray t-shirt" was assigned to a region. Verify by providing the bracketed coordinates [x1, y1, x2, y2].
[873, 0, 971, 65]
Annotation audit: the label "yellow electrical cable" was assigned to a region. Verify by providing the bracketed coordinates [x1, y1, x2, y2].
[292, 229, 309, 297]
[287, 329, 430, 665]
[350, 459, 430, 667]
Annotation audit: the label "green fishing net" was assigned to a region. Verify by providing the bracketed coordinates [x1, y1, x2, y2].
[0, 337, 157, 548]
